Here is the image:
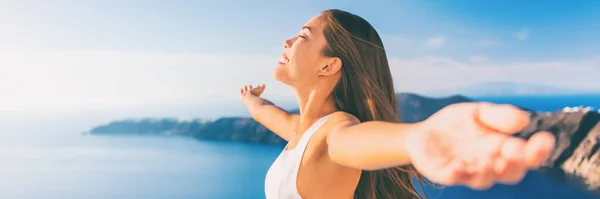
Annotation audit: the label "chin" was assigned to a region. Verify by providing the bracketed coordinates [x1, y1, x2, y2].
[273, 75, 295, 87]
[273, 67, 290, 85]
[274, 76, 292, 86]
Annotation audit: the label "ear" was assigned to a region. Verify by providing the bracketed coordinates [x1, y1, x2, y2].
[318, 57, 342, 76]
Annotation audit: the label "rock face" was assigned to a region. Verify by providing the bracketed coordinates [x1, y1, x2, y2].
[91, 118, 181, 135]
[517, 107, 600, 194]
[91, 117, 288, 145]
[89, 92, 600, 194]
[396, 93, 471, 123]
[189, 117, 286, 144]
[89, 93, 470, 145]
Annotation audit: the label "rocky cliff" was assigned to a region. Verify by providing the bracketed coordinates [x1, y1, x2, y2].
[88, 92, 600, 193]
[516, 107, 600, 194]
[396, 93, 472, 123]
[89, 93, 471, 144]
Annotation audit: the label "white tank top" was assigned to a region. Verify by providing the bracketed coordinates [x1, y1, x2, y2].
[264, 114, 332, 199]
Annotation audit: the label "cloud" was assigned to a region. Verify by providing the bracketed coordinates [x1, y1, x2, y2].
[388, 56, 600, 93]
[0, 49, 289, 110]
[468, 56, 488, 63]
[513, 29, 530, 41]
[1, 49, 599, 111]
[425, 35, 447, 49]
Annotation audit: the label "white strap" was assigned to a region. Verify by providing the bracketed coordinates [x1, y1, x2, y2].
[294, 114, 332, 151]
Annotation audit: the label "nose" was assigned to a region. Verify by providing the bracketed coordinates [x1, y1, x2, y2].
[283, 38, 293, 49]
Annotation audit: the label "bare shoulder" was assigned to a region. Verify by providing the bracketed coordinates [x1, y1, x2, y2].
[326, 111, 361, 129]
[327, 111, 360, 124]
[310, 111, 360, 155]
[310, 111, 359, 141]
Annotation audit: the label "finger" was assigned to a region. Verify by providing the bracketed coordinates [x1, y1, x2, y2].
[256, 84, 264, 92]
[466, 156, 496, 190]
[477, 103, 530, 134]
[467, 173, 495, 190]
[437, 159, 473, 186]
[240, 88, 243, 95]
[524, 131, 555, 168]
[494, 158, 527, 185]
[249, 85, 253, 90]
[495, 138, 528, 184]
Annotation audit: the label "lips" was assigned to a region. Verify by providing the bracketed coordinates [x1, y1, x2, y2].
[279, 53, 289, 64]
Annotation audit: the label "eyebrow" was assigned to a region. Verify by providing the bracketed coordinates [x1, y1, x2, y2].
[302, 26, 312, 32]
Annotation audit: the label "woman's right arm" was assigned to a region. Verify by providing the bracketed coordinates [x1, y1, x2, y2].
[325, 103, 554, 189]
[241, 85, 298, 141]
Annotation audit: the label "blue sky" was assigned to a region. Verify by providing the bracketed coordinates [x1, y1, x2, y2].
[1, 0, 600, 111]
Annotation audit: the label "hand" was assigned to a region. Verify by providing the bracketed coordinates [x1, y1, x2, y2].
[240, 84, 266, 100]
[405, 102, 555, 190]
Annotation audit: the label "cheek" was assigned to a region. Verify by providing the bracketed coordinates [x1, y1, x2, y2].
[274, 42, 321, 85]
[290, 46, 319, 78]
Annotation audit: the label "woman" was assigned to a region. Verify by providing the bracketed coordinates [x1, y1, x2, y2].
[239, 9, 555, 199]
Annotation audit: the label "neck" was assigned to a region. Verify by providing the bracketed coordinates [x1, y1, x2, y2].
[293, 86, 337, 123]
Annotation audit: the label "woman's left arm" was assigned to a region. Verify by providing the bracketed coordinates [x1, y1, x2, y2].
[326, 113, 422, 170]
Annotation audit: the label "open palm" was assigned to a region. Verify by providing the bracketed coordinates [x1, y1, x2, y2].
[240, 84, 266, 99]
[406, 102, 555, 190]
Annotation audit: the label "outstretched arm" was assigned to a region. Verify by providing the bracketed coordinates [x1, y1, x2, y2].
[325, 103, 555, 189]
[240, 85, 299, 141]
[326, 113, 420, 170]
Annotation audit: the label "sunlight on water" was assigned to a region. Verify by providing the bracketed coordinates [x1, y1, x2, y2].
[0, 95, 599, 199]
[0, 133, 281, 199]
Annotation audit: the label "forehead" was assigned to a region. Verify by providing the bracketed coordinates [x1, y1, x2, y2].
[303, 14, 326, 32]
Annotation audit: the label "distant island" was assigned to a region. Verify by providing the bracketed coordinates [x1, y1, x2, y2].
[87, 92, 600, 193]
[88, 93, 473, 145]
[426, 81, 600, 97]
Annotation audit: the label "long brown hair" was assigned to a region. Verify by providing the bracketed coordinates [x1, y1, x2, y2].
[320, 9, 433, 199]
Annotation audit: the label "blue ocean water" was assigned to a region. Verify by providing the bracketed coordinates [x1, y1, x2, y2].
[0, 95, 598, 199]
[0, 134, 282, 199]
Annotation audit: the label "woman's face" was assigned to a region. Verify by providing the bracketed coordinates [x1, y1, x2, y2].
[274, 15, 331, 88]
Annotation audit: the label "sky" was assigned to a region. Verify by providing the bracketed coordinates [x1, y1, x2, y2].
[1, 2, 599, 198]
[1, 0, 600, 113]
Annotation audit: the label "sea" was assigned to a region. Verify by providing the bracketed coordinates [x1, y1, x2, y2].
[1, 95, 599, 199]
